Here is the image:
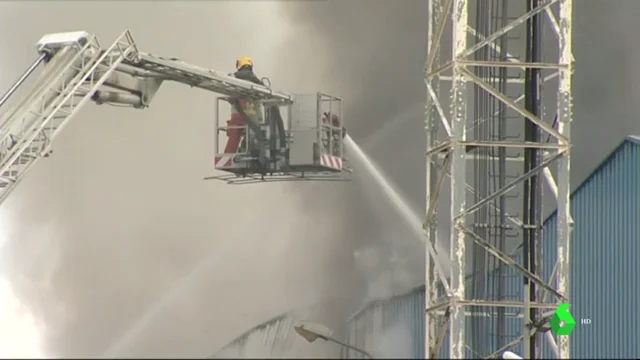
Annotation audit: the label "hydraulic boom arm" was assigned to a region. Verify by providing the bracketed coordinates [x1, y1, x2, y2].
[0, 30, 348, 206]
[122, 53, 293, 103]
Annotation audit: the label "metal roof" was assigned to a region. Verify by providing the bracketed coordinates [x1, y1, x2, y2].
[544, 135, 640, 223]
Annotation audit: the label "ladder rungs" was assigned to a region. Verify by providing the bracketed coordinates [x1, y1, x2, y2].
[2, 170, 18, 178]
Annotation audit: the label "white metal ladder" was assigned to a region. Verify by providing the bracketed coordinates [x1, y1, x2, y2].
[0, 30, 138, 203]
[126, 53, 293, 104]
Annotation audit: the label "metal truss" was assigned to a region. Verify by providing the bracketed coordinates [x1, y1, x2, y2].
[424, 0, 574, 358]
[0, 30, 138, 204]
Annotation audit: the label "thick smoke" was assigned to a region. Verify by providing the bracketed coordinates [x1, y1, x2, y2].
[282, 0, 640, 203]
[570, 1, 640, 181]
[0, 1, 338, 357]
[275, 0, 431, 336]
[1, 0, 637, 358]
[373, 321, 414, 358]
[274, 0, 640, 352]
[280, 0, 640, 300]
[0, 278, 45, 357]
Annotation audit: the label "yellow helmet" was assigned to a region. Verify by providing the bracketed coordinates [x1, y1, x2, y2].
[236, 56, 253, 70]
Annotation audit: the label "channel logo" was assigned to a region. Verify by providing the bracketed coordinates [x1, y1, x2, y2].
[550, 303, 576, 336]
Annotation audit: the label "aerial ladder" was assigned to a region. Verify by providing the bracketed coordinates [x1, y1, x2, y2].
[0, 30, 351, 205]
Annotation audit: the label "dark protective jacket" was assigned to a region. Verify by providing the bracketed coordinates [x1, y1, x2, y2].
[233, 66, 286, 150]
[230, 66, 263, 116]
[234, 66, 264, 86]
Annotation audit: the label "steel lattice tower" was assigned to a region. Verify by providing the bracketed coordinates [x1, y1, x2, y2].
[423, 0, 574, 358]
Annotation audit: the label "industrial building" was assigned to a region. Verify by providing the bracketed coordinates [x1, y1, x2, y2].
[213, 135, 640, 358]
[342, 135, 640, 358]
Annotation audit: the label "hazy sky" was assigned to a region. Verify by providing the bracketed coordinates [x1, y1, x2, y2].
[0, 1, 337, 357]
[0, 0, 638, 358]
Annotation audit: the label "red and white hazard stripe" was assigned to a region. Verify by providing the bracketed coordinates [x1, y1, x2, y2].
[320, 154, 343, 170]
[214, 155, 233, 168]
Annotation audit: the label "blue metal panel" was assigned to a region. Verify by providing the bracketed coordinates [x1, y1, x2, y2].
[211, 312, 297, 358]
[542, 140, 640, 358]
[343, 287, 426, 359]
[437, 253, 526, 358]
[342, 264, 529, 359]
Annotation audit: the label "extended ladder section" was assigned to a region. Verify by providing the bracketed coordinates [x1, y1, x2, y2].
[0, 30, 138, 204]
[123, 53, 293, 104]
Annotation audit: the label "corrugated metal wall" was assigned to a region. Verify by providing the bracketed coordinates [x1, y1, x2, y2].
[436, 255, 527, 359]
[211, 313, 298, 358]
[210, 311, 345, 358]
[342, 287, 426, 359]
[541, 140, 640, 358]
[341, 265, 526, 359]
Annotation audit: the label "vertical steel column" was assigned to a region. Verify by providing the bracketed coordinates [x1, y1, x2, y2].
[449, 0, 468, 358]
[556, 0, 573, 358]
[425, 0, 438, 357]
[495, 0, 510, 350]
[0, 53, 48, 109]
[523, 0, 542, 357]
[424, 1, 573, 358]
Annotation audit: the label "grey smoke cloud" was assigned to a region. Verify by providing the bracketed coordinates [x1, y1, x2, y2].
[0, 1, 338, 357]
[276, 0, 640, 350]
[0, 0, 637, 357]
[279, 0, 432, 319]
[281, 0, 428, 146]
[285, 0, 640, 188]
[373, 320, 414, 359]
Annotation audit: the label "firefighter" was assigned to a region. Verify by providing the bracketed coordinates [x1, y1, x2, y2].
[223, 56, 263, 154]
[234, 56, 264, 85]
[321, 112, 346, 157]
[322, 112, 347, 139]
